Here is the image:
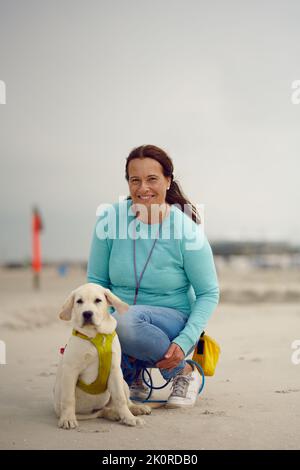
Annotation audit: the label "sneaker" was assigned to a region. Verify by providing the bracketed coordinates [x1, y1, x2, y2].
[165, 366, 201, 409]
[129, 373, 150, 401]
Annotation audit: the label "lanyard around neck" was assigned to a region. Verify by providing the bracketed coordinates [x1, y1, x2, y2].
[132, 209, 167, 305]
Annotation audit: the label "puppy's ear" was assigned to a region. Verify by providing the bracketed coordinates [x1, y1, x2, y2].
[100, 312, 117, 335]
[58, 291, 75, 321]
[104, 288, 129, 314]
[103, 288, 114, 307]
[104, 288, 126, 308]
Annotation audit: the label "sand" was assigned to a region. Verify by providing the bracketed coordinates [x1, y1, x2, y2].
[0, 265, 300, 450]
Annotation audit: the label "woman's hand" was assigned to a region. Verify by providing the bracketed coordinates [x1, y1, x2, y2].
[156, 343, 185, 371]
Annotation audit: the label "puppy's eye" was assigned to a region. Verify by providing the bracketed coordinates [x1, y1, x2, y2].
[95, 298, 102, 304]
[76, 299, 83, 304]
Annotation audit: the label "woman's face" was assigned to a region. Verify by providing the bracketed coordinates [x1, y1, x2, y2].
[127, 158, 171, 208]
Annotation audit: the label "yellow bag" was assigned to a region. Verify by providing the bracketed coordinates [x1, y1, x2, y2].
[192, 332, 220, 376]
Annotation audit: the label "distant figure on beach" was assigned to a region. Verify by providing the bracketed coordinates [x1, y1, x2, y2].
[32, 206, 43, 289]
[87, 145, 219, 408]
[57, 263, 69, 277]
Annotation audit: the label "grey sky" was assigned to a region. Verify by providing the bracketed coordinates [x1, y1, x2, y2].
[1, 0, 300, 262]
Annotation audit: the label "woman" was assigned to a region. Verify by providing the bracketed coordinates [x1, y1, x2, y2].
[87, 144, 219, 408]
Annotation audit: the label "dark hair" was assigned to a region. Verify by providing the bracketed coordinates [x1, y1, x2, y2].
[125, 145, 201, 224]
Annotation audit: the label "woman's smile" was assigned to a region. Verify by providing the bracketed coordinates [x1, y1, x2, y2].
[138, 195, 155, 201]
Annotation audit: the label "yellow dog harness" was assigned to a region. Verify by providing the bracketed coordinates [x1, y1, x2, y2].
[72, 329, 116, 395]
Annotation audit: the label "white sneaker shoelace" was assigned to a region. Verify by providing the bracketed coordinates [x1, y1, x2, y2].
[170, 373, 193, 398]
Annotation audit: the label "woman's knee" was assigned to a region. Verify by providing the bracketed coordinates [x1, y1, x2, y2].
[112, 306, 150, 330]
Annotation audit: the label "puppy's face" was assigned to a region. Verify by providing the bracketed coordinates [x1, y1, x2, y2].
[58, 283, 117, 334]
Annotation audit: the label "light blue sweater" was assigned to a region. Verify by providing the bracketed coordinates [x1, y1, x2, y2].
[87, 199, 220, 355]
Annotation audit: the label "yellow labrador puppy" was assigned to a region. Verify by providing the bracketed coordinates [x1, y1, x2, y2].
[53, 283, 151, 429]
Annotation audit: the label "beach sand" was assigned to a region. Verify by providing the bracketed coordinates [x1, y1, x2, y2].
[0, 266, 299, 450]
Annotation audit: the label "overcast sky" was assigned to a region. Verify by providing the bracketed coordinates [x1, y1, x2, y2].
[1, 0, 300, 262]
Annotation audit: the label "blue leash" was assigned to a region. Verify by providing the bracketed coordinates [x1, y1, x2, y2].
[131, 359, 206, 404]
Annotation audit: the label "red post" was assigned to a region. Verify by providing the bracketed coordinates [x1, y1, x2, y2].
[32, 207, 43, 289]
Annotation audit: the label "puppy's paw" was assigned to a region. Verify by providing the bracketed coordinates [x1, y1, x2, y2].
[58, 415, 78, 430]
[102, 407, 121, 422]
[120, 415, 145, 427]
[130, 404, 152, 416]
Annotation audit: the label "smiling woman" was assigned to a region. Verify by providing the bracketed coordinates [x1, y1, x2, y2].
[127, 157, 170, 225]
[87, 144, 219, 409]
[125, 144, 201, 225]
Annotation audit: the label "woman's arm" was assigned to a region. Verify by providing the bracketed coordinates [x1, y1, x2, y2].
[86, 216, 111, 288]
[172, 227, 220, 356]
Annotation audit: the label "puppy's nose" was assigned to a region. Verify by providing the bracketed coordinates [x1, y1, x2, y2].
[82, 311, 93, 321]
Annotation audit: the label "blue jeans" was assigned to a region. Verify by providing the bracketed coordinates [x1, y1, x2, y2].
[111, 304, 194, 384]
